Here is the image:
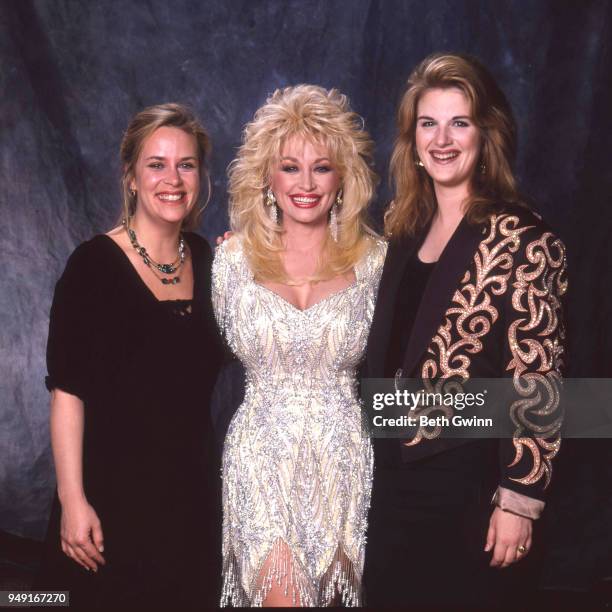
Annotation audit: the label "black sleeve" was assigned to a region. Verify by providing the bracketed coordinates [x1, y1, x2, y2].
[499, 224, 568, 500]
[45, 243, 95, 401]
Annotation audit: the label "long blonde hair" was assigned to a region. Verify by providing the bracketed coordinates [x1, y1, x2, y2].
[119, 103, 211, 231]
[386, 53, 524, 238]
[228, 85, 377, 282]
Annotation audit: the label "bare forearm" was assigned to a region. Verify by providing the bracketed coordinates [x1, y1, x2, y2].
[50, 389, 86, 504]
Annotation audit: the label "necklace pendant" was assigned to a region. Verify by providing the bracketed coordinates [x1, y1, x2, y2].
[158, 263, 176, 274]
[161, 276, 180, 285]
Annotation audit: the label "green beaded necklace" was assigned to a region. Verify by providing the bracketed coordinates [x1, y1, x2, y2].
[123, 218, 185, 285]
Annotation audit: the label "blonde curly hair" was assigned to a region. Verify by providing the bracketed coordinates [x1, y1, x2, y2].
[228, 84, 378, 282]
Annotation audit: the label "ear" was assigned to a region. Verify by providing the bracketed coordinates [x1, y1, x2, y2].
[123, 164, 135, 190]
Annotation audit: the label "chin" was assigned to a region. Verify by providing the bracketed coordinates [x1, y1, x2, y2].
[285, 209, 323, 223]
[432, 174, 471, 189]
[158, 212, 188, 225]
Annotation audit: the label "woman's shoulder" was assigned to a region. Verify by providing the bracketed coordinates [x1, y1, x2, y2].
[484, 204, 566, 264]
[488, 204, 559, 238]
[59, 235, 115, 281]
[213, 234, 246, 265]
[212, 234, 252, 282]
[365, 233, 388, 258]
[357, 234, 388, 280]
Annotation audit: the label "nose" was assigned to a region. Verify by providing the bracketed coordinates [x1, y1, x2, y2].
[298, 170, 316, 191]
[164, 165, 183, 185]
[434, 125, 452, 147]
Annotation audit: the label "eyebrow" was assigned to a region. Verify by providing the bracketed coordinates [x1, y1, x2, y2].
[280, 156, 331, 163]
[145, 155, 198, 161]
[417, 115, 471, 121]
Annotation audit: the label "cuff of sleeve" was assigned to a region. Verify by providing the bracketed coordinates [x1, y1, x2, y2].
[45, 376, 85, 401]
[491, 486, 545, 520]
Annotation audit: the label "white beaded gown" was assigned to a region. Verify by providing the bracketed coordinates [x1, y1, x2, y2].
[212, 236, 387, 607]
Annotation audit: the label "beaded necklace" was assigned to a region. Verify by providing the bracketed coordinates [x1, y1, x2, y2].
[123, 218, 185, 285]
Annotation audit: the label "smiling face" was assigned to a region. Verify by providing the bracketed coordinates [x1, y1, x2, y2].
[269, 136, 341, 230]
[415, 87, 481, 197]
[129, 126, 200, 226]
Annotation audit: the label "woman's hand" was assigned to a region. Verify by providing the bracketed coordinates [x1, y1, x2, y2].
[60, 497, 106, 572]
[485, 506, 532, 568]
[216, 231, 233, 245]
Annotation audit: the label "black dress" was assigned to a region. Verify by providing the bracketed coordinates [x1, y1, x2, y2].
[37, 233, 223, 610]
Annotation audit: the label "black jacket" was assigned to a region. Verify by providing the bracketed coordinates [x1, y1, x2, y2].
[363, 206, 567, 501]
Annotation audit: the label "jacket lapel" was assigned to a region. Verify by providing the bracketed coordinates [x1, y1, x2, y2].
[365, 233, 421, 378]
[401, 216, 484, 378]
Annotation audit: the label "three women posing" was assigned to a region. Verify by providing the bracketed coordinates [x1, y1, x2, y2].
[43, 53, 566, 609]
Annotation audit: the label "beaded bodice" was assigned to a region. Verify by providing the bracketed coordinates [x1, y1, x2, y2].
[213, 237, 386, 399]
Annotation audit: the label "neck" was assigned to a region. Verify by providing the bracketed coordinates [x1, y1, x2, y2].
[281, 217, 327, 255]
[433, 183, 469, 227]
[129, 212, 182, 261]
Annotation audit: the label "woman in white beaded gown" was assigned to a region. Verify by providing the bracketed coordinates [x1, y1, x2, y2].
[212, 85, 387, 607]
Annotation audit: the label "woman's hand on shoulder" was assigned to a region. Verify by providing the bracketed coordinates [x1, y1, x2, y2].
[216, 231, 233, 246]
[60, 496, 106, 572]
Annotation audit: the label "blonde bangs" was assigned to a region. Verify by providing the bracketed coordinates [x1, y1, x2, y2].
[228, 85, 378, 283]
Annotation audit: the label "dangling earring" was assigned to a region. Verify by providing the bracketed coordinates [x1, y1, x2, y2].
[129, 188, 136, 197]
[330, 189, 342, 242]
[480, 162, 486, 174]
[415, 158, 425, 168]
[265, 187, 278, 224]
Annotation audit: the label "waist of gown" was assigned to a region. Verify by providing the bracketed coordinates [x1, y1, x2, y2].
[243, 370, 360, 405]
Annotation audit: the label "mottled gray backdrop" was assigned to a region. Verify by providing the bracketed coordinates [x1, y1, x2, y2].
[1, 0, 611, 586]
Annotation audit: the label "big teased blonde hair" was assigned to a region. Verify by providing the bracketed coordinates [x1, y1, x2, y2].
[386, 53, 525, 238]
[228, 84, 377, 282]
[119, 103, 211, 231]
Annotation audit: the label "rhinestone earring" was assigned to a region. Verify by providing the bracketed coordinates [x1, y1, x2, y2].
[329, 189, 342, 242]
[265, 188, 278, 224]
[335, 188, 343, 207]
[415, 158, 425, 168]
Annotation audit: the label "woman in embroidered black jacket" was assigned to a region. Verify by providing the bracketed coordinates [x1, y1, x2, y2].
[363, 54, 567, 607]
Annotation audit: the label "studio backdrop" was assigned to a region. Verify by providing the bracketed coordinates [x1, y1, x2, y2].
[1, 0, 611, 591]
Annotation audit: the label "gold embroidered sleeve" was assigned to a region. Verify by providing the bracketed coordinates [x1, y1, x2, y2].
[501, 227, 567, 497]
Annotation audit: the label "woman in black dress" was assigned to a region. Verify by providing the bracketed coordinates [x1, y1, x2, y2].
[38, 104, 223, 610]
[363, 54, 567, 607]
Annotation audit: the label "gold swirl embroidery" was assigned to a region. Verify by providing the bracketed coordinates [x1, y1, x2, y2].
[507, 233, 567, 487]
[405, 214, 531, 446]
[423, 214, 528, 380]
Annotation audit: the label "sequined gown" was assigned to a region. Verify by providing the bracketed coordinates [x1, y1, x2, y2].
[212, 236, 387, 607]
